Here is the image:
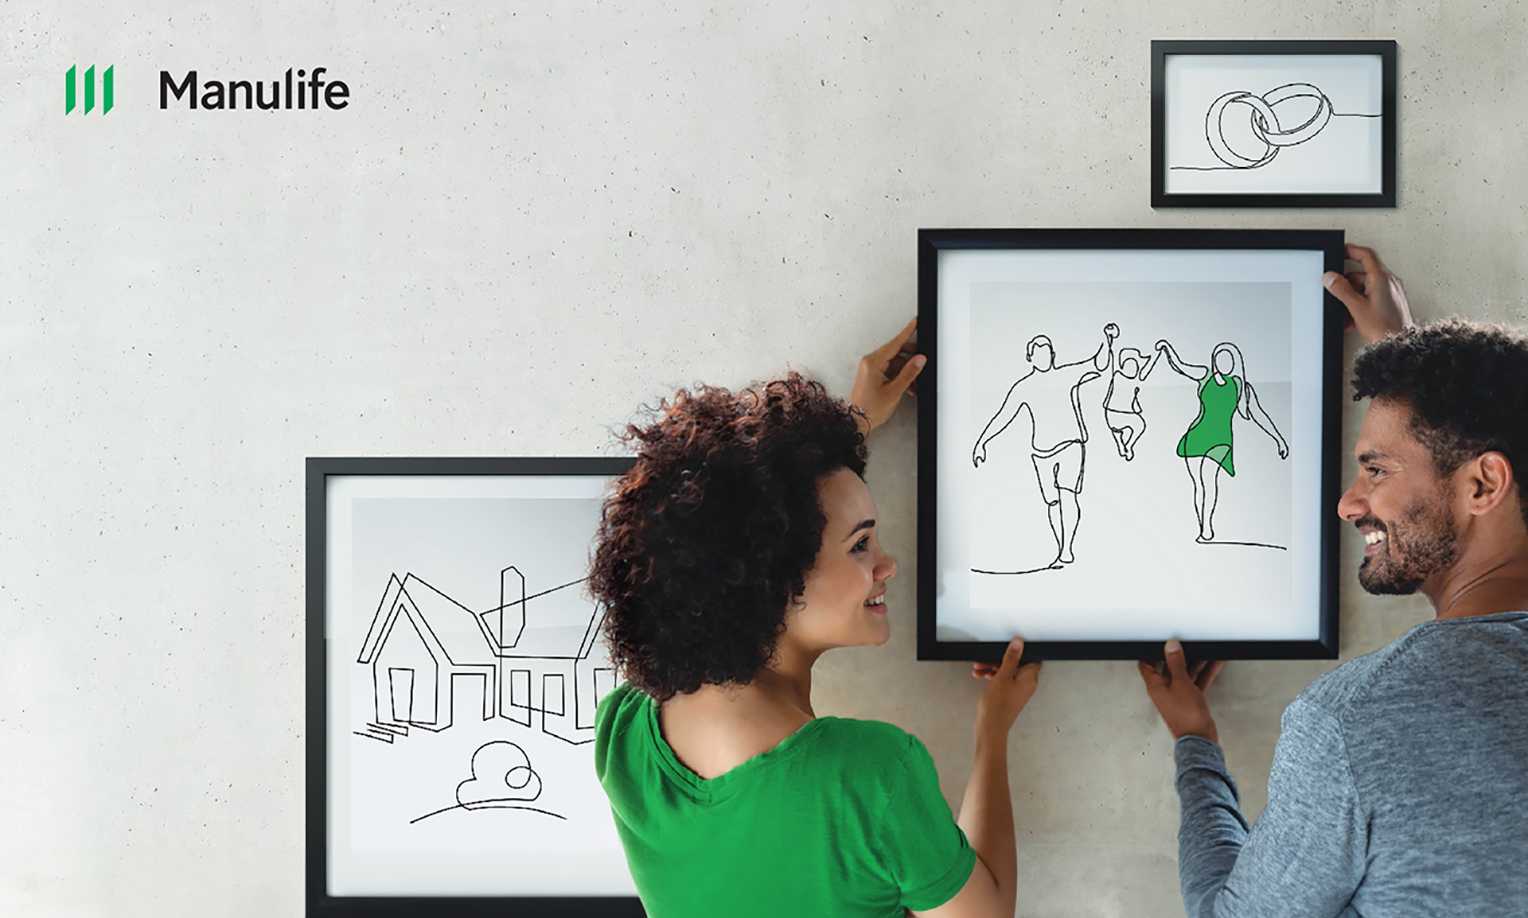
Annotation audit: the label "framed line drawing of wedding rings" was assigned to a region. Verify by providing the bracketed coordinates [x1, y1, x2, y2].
[1151, 40, 1397, 207]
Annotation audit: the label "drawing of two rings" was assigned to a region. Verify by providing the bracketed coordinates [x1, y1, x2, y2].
[1205, 83, 1333, 169]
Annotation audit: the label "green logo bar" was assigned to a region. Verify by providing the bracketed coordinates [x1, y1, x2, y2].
[65, 64, 113, 114]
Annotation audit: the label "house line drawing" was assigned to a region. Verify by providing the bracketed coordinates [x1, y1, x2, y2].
[354, 564, 619, 747]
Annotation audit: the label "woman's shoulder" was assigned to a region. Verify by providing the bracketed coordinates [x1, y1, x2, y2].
[804, 718, 943, 814]
[595, 681, 646, 734]
[808, 715, 924, 765]
[594, 682, 648, 755]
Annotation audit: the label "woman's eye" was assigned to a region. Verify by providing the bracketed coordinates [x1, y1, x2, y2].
[852, 535, 870, 553]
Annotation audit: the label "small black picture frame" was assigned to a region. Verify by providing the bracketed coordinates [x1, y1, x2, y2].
[306, 456, 645, 918]
[916, 229, 1344, 663]
[1151, 39, 1398, 208]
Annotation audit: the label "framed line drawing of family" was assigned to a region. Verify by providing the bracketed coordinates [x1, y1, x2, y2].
[970, 322, 1290, 575]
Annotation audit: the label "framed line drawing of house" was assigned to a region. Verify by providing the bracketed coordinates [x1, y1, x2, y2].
[916, 229, 1344, 662]
[1151, 40, 1398, 208]
[306, 456, 644, 917]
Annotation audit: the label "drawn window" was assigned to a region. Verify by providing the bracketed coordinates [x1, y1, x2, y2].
[542, 673, 565, 716]
[509, 669, 530, 709]
[593, 668, 616, 707]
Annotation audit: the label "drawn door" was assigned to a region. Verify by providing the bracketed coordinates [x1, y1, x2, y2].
[387, 668, 415, 723]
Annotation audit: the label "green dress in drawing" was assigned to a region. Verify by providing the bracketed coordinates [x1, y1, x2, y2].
[1176, 375, 1241, 477]
[1156, 340, 1288, 546]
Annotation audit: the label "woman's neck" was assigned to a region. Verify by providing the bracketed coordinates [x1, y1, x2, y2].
[752, 639, 821, 717]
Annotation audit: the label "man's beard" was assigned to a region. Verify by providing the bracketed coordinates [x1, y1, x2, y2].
[1356, 492, 1459, 595]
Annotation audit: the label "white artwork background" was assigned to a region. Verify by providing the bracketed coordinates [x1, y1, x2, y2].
[325, 474, 636, 897]
[937, 249, 1325, 643]
[1164, 54, 1384, 195]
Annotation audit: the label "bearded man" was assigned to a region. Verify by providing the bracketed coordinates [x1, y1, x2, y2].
[1140, 245, 1528, 917]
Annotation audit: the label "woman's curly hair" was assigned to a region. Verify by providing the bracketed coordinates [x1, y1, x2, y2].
[588, 372, 868, 701]
[1353, 318, 1528, 526]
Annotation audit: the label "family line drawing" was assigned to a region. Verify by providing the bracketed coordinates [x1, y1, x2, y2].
[971, 323, 1289, 575]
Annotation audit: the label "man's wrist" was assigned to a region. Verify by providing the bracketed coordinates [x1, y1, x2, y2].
[1172, 723, 1219, 745]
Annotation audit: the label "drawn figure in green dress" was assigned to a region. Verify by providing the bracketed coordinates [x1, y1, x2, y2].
[1154, 340, 1289, 544]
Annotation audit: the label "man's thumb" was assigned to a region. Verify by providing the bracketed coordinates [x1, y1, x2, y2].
[1164, 639, 1190, 679]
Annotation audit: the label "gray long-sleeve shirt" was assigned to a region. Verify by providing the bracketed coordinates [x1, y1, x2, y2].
[1174, 611, 1528, 917]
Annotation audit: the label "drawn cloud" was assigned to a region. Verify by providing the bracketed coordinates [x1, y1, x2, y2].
[456, 740, 544, 808]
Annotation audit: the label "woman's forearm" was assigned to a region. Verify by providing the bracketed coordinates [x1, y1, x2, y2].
[957, 726, 1017, 910]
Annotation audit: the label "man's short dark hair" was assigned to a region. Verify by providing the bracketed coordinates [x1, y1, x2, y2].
[1352, 319, 1528, 526]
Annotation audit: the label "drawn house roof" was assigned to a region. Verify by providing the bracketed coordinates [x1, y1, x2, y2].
[357, 569, 605, 667]
[478, 576, 605, 661]
[357, 574, 496, 667]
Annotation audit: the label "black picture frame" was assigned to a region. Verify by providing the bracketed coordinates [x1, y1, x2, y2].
[915, 229, 1344, 663]
[1151, 39, 1398, 208]
[306, 456, 645, 918]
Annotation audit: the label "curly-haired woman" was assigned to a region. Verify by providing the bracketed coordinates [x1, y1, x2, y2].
[590, 320, 1041, 917]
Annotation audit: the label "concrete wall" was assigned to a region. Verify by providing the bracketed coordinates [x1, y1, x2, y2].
[4, 1, 1524, 915]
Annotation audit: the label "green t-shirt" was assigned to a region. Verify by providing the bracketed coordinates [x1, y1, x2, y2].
[594, 682, 976, 916]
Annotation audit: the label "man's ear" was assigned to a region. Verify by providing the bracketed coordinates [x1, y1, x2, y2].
[1463, 451, 1518, 518]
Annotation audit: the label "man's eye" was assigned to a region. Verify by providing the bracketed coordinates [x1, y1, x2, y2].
[1367, 466, 1386, 479]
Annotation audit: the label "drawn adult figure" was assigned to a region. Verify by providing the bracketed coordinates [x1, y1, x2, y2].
[1102, 345, 1163, 461]
[591, 321, 1042, 917]
[971, 323, 1117, 570]
[1155, 339, 1289, 544]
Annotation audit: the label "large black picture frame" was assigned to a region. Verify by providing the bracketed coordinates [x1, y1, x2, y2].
[1151, 39, 1398, 208]
[306, 456, 644, 918]
[915, 229, 1345, 663]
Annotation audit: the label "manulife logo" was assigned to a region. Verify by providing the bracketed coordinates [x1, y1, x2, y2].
[65, 64, 114, 115]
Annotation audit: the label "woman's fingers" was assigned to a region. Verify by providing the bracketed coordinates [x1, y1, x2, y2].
[1346, 243, 1387, 278]
[871, 317, 918, 363]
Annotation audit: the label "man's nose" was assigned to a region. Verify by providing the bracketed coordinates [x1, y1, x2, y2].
[1337, 478, 1366, 522]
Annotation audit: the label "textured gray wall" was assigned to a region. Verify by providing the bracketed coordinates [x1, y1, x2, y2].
[3, 1, 1525, 915]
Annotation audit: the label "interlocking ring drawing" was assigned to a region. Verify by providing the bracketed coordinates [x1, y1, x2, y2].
[1172, 82, 1380, 172]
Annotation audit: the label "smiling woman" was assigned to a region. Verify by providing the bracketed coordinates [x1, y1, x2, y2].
[590, 372, 874, 700]
[586, 324, 1040, 918]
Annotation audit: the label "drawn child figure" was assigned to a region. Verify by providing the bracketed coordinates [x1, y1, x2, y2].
[1102, 344, 1163, 461]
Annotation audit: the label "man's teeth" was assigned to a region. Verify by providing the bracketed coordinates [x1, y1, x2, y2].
[865, 595, 885, 606]
[1364, 531, 1387, 546]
